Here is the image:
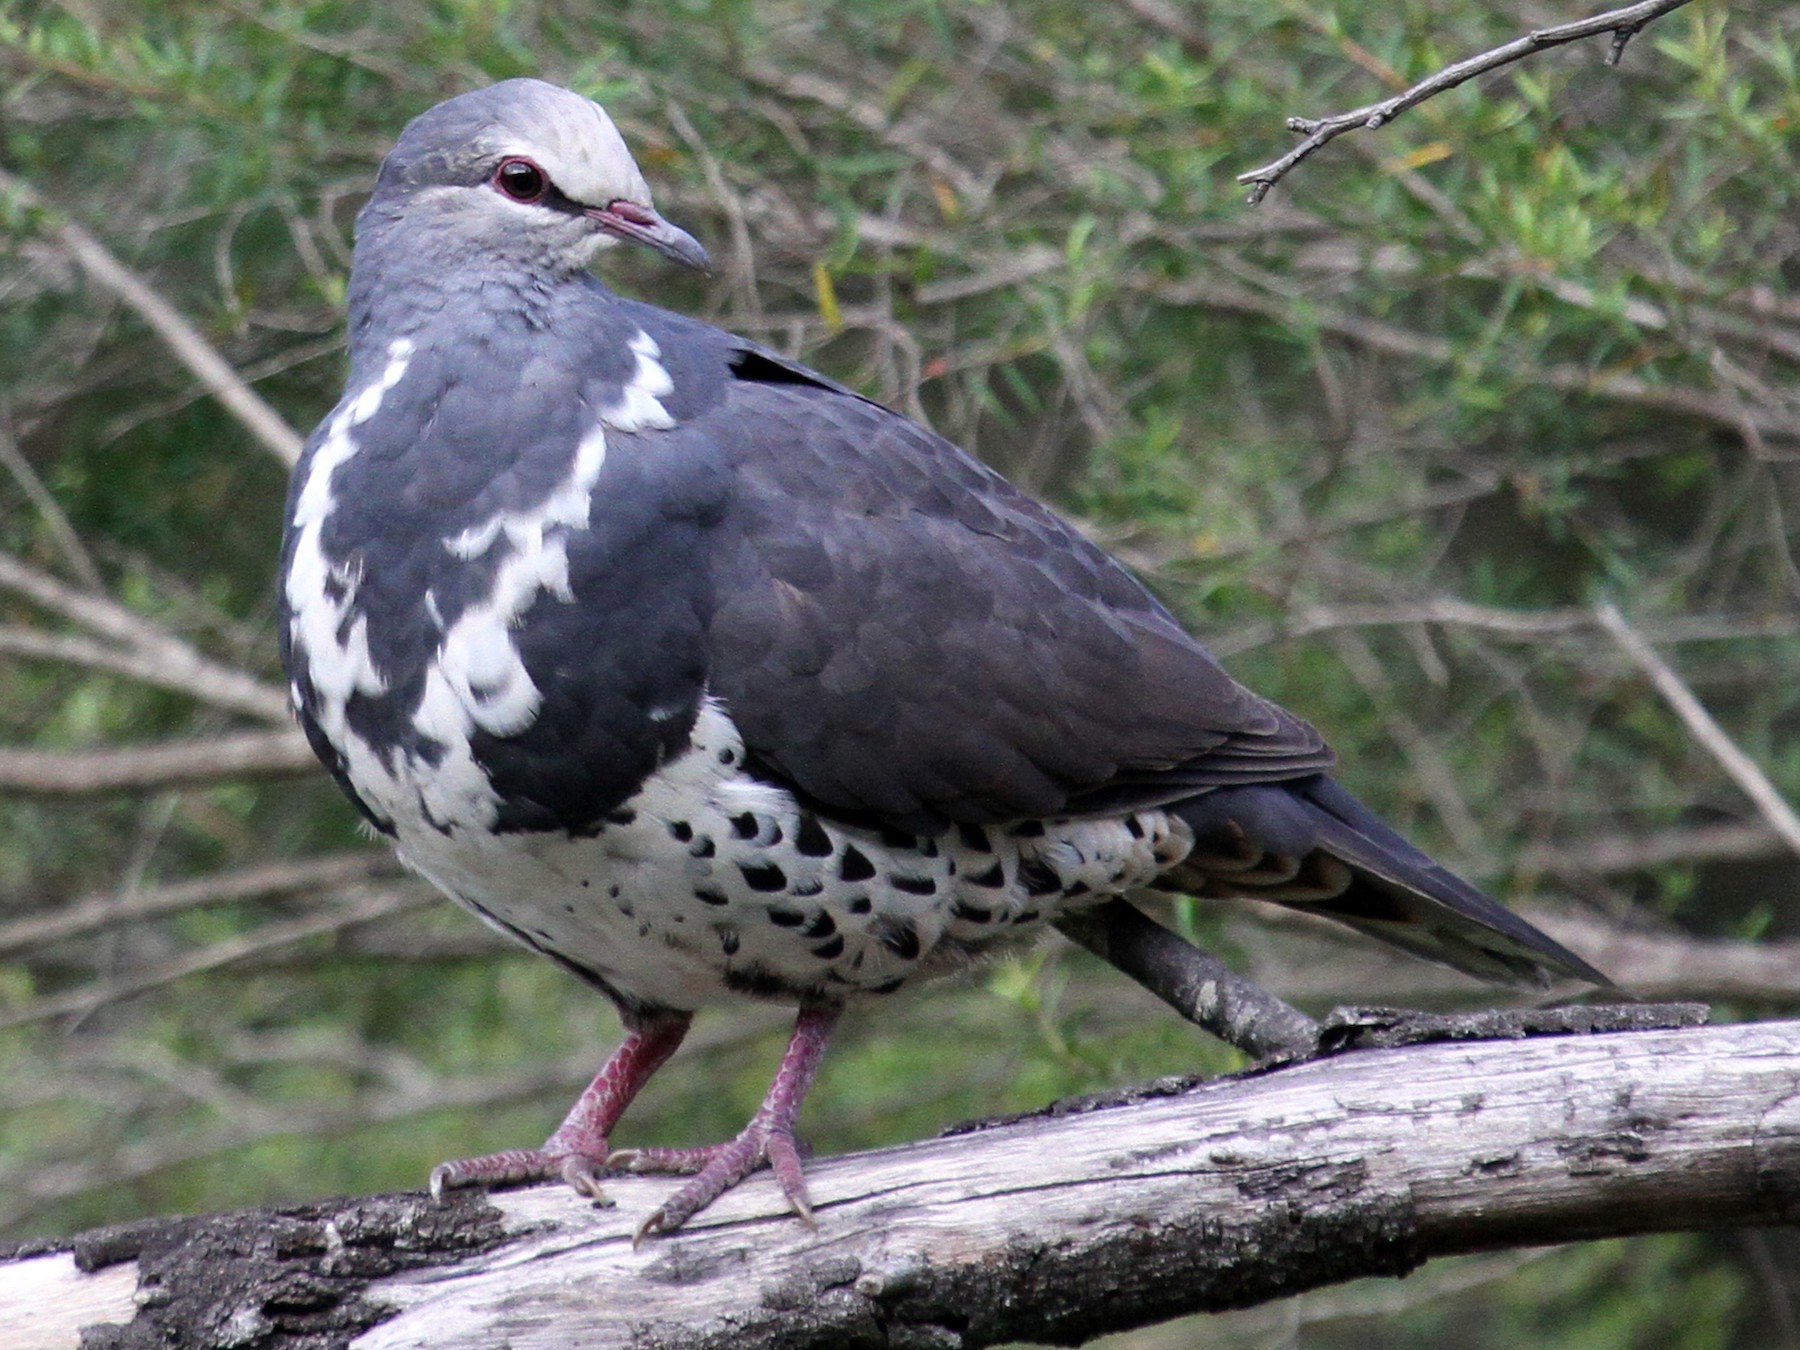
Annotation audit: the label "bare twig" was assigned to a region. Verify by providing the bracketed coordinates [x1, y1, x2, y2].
[0, 626, 289, 722]
[0, 851, 398, 957]
[1238, 0, 1698, 203]
[1516, 819, 1791, 877]
[0, 419, 104, 591]
[0, 554, 291, 722]
[1595, 602, 1800, 862]
[0, 166, 306, 466]
[0, 729, 317, 794]
[0, 887, 433, 1030]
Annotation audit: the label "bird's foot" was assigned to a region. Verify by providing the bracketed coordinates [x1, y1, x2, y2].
[427, 1011, 693, 1208]
[619, 1002, 842, 1243]
[612, 1109, 815, 1244]
[429, 1143, 614, 1204]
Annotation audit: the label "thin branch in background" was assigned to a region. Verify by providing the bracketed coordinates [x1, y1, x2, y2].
[662, 98, 762, 324]
[0, 887, 433, 1031]
[0, 728, 316, 794]
[1204, 599, 1800, 660]
[1238, 0, 1699, 203]
[0, 554, 291, 722]
[1133, 272, 1800, 447]
[1118, 0, 1210, 58]
[0, 1008, 788, 1231]
[1594, 602, 1800, 862]
[0, 166, 305, 467]
[0, 626, 289, 722]
[1515, 819, 1789, 878]
[1214, 903, 1800, 1008]
[0, 417, 104, 591]
[0, 850, 399, 957]
[1329, 628, 1486, 856]
[741, 63, 990, 206]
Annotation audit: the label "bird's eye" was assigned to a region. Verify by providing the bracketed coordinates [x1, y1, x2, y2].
[493, 157, 549, 203]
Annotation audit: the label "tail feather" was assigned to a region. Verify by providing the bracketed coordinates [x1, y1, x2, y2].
[1168, 775, 1609, 988]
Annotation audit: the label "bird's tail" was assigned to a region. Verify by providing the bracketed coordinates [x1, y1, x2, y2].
[1165, 775, 1608, 988]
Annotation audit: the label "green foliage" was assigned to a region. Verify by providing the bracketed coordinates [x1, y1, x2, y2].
[2, 1, 1797, 1344]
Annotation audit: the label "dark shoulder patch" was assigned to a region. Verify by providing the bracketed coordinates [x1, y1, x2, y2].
[729, 349, 838, 391]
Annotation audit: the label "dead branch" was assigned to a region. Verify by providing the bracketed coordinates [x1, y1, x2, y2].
[11, 1015, 1798, 1350]
[1054, 898, 1320, 1060]
[1238, 0, 1698, 203]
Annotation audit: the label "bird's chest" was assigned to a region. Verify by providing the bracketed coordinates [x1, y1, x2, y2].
[280, 333, 711, 840]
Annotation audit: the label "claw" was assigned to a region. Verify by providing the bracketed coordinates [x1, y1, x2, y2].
[630, 1004, 841, 1240]
[561, 1154, 615, 1204]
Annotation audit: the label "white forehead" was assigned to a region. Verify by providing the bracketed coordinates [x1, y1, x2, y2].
[474, 80, 653, 207]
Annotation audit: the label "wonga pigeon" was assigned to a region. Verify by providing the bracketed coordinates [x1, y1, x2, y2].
[279, 78, 1604, 1240]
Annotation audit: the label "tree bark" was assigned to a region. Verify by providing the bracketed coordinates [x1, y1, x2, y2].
[8, 1015, 1799, 1350]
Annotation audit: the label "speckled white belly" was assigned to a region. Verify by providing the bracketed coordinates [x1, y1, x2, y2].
[392, 699, 1194, 1010]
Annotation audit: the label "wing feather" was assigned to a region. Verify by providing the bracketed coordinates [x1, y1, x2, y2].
[698, 360, 1331, 828]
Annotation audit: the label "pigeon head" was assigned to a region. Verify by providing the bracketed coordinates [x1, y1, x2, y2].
[356, 78, 709, 278]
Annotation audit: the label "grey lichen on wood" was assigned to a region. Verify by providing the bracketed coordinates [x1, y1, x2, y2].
[6, 1016, 1798, 1350]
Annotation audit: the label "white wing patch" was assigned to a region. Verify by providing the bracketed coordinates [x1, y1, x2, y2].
[284, 338, 415, 749]
[286, 336, 624, 834]
[408, 418, 611, 828]
[602, 330, 676, 432]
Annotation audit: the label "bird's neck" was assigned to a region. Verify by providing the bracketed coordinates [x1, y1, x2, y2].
[344, 220, 599, 380]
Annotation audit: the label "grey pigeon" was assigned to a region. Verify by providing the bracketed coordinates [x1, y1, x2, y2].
[278, 78, 1604, 1240]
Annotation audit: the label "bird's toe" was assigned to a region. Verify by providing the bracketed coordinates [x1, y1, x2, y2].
[429, 1143, 615, 1205]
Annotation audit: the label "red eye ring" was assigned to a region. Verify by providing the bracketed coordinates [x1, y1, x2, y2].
[493, 156, 549, 203]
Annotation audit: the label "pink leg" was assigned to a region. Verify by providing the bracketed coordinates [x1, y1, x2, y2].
[614, 1002, 841, 1243]
[429, 1009, 691, 1204]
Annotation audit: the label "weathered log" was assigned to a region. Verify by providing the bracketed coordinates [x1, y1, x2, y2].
[7, 1014, 1798, 1350]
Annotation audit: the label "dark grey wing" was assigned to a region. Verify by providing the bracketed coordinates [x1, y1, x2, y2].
[693, 355, 1333, 828]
